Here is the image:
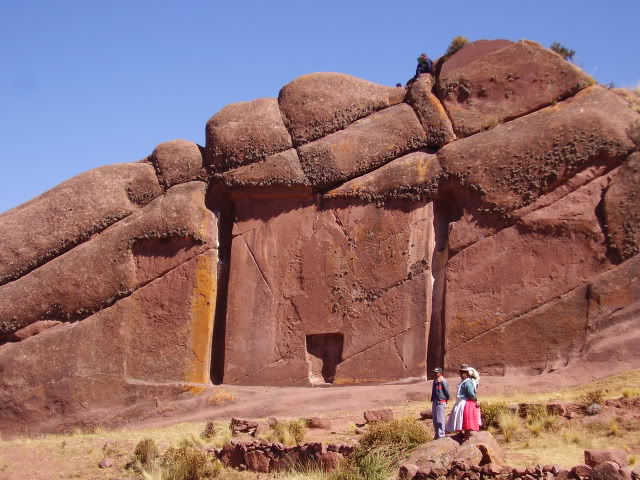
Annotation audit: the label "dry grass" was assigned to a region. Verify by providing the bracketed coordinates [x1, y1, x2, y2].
[262, 419, 308, 445]
[275, 464, 330, 480]
[0, 421, 231, 480]
[622, 387, 640, 398]
[497, 411, 522, 443]
[138, 443, 222, 480]
[359, 418, 429, 453]
[206, 390, 236, 406]
[1, 371, 639, 478]
[504, 416, 640, 467]
[200, 421, 233, 447]
[481, 369, 640, 405]
[478, 370, 640, 467]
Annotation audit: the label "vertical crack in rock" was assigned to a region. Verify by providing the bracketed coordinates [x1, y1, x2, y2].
[242, 235, 273, 296]
[330, 210, 356, 249]
[392, 336, 409, 372]
[207, 185, 234, 385]
[426, 199, 457, 373]
[594, 182, 622, 265]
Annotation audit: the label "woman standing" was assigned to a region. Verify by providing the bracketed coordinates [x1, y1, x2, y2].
[446, 364, 481, 442]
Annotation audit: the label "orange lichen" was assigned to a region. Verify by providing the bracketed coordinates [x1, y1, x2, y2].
[187, 250, 217, 384]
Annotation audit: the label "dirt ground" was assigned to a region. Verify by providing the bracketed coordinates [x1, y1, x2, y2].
[1, 367, 639, 480]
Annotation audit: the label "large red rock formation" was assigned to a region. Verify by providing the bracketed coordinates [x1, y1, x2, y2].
[298, 103, 429, 189]
[0, 182, 216, 339]
[278, 72, 405, 146]
[0, 163, 162, 286]
[223, 195, 434, 385]
[437, 40, 593, 137]
[0, 37, 639, 435]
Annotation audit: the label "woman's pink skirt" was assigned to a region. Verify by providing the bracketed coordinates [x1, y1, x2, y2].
[462, 399, 480, 431]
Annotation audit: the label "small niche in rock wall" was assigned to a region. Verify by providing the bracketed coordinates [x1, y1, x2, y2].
[305, 333, 344, 385]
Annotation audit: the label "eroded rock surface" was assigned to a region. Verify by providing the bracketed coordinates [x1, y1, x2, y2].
[604, 152, 640, 260]
[221, 149, 309, 191]
[0, 163, 162, 286]
[0, 250, 216, 435]
[324, 151, 441, 204]
[437, 40, 592, 137]
[150, 139, 207, 188]
[0, 181, 216, 340]
[205, 97, 293, 171]
[278, 72, 405, 146]
[444, 175, 614, 373]
[437, 86, 639, 213]
[298, 103, 429, 189]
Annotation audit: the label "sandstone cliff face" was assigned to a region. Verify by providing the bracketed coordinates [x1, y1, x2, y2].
[1, 38, 639, 434]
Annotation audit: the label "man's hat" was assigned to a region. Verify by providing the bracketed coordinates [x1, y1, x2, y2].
[458, 364, 470, 372]
[433, 367, 442, 373]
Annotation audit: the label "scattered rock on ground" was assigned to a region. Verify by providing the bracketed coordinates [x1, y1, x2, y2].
[98, 458, 114, 468]
[307, 417, 332, 429]
[364, 409, 394, 423]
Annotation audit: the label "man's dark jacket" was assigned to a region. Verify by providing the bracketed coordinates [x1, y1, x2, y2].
[431, 377, 450, 402]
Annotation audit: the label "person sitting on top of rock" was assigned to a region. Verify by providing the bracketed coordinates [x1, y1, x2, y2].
[416, 52, 433, 76]
[406, 53, 433, 86]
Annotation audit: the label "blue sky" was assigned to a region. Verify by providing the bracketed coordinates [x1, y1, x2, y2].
[1, 0, 639, 213]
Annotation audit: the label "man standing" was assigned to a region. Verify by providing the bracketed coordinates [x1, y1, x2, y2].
[431, 367, 450, 439]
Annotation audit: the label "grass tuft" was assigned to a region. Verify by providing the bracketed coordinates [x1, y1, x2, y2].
[560, 427, 583, 446]
[134, 437, 160, 469]
[279, 464, 330, 480]
[579, 389, 606, 408]
[550, 42, 576, 61]
[444, 36, 470, 58]
[158, 444, 221, 479]
[359, 418, 428, 454]
[608, 421, 621, 437]
[266, 419, 308, 445]
[497, 412, 521, 443]
[622, 388, 640, 398]
[479, 401, 509, 429]
[328, 447, 396, 480]
[200, 422, 232, 447]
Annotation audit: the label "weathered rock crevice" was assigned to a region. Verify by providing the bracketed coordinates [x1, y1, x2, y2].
[426, 197, 461, 374]
[206, 185, 235, 385]
[595, 183, 622, 265]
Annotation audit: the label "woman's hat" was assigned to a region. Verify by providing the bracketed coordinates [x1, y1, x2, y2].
[458, 364, 470, 372]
